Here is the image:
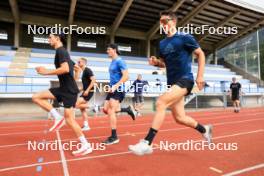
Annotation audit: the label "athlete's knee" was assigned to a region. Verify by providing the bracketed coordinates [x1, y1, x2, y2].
[80, 108, 86, 112]
[32, 93, 40, 103]
[102, 107, 108, 114]
[156, 99, 167, 110]
[107, 107, 115, 115]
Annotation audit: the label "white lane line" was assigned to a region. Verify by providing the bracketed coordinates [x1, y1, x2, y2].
[0, 117, 263, 149]
[1, 110, 263, 130]
[0, 112, 263, 136]
[222, 163, 264, 176]
[209, 167, 223, 173]
[0, 129, 263, 173]
[56, 131, 70, 176]
[0, 108, 263, 130]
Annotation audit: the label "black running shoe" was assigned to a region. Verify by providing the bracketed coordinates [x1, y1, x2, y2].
[102, 136, 120, 145]
[126, 105, 136, 120]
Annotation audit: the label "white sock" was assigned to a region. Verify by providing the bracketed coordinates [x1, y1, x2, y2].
[50, 108, 62, 120]
[84, 121, 89, 127]
[79, 135, 89, 147]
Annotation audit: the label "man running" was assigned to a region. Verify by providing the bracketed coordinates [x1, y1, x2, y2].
[129, 11, 212, 155]
[229, 77, 242, 113]
[32, 33, 92, 156]
[129, 74, 149, 116]
[102, 44, 135, 145]
[75, 58, 96, 131]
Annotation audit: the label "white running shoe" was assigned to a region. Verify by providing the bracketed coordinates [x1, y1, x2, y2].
[203, 124, 213, 144]
[49, 118, 65, 132]
[82, 126, 91, 131]
[72, 143, 93, 156]
[128, 139, 153, 156]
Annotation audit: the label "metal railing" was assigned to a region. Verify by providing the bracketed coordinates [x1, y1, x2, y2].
[0, 75, 264, 94]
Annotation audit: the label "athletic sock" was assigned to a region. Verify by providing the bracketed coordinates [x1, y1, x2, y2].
[120, 107, 129, 113]
[79, 135, 89, 147]
[195, 123, 206, 134]
[111, 129, 117, 138]
[144, 128, 158, 145]
[83, 121, 89, 127]
[50, 108, 62, 120]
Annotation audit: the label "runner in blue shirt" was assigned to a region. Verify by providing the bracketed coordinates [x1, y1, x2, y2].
[102, 44, 136, 145]
[129, 10, 213, 155]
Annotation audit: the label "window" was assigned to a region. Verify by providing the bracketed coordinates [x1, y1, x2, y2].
[0, 31, 8, 40]
[119, 45, 132, 52]
[33, 35, 49, 44]
[77, 41, 96, 48]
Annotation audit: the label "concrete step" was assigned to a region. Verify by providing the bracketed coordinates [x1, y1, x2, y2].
[6, 77, 24, 84]
[9, 63, 28, 69]
[7, 69, 25, 76]
[12, 57, 29, 63]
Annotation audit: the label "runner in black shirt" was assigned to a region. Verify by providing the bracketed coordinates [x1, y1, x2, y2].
[32, 33, 92, 156]
[75, 58, 96, 131]
[229, 77, 242, 113]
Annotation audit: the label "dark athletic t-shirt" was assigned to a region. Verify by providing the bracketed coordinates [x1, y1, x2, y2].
[82, 67, 94, 91]
[159, 32, 199, 85]
[230, 82, 241, 96]
[54, 47, 79, 94]
[131, 79, 149, 95]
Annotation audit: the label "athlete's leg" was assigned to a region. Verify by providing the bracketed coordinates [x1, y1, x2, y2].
[102, 100, 110, 114]
[76, 97, 88, 109]
[81, 108, 90, 130]
[102, 98, 121, 145]
[64, 108, 83, 137]
[150, 85, 186, 130]
[170, 97, 198, 128]
[128, 85, 184, 155]
[32, 90, 64, 131]
[170, 97, 212, 142]
[64, 107, 92, 156]
[32, 90, 55, 111]
[107, 99, 120, 130]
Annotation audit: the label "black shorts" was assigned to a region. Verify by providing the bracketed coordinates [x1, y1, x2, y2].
[81, 92, 94, 101]
[133, 94, 144, 103]
[49, 87, 78, 108]
[170, 79, 194, 96]
[232, 94, 240, 101]
[105, 91, 125, 103]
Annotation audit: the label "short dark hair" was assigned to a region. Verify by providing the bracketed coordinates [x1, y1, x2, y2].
[49, 32, 67, 46]
[55, 33, 67, 46]
[160, 10, 177, 19]
[107, 43, 121, 55]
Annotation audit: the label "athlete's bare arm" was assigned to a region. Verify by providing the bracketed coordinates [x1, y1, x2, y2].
[193, 48, 205, 90]
[148, 56, 165, 68]
[36, 62, 69, 76]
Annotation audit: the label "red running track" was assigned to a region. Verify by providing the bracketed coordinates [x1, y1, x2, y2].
[0, 107, 263, 176]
